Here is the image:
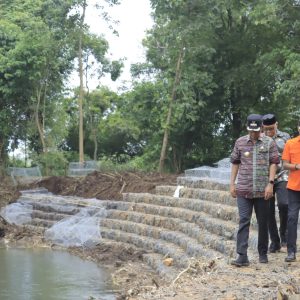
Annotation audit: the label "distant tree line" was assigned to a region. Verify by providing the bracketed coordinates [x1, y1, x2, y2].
[0, 0, 299, 174]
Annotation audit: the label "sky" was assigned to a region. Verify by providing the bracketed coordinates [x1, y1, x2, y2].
[69, 0, 154, 92]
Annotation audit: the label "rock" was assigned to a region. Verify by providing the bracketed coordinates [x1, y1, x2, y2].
[163, 257, 173, 266]
[278, 284, 298, 300]
[115, 261, 122, 267]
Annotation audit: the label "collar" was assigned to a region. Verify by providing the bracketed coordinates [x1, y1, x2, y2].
[247, 134, 263, 143]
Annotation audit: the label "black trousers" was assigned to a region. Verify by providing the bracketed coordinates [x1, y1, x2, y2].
[269, 181, 288, 245]
[287, 189, 300, 254]
[236, 196, 269, 256]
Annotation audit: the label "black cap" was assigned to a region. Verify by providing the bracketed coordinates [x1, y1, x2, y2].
[262, 114, 277, 126]
[247, 114, 262, 131]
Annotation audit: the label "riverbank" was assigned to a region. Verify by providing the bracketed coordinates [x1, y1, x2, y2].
[0, 173, 176, 299]
[0, 174, 300, 299]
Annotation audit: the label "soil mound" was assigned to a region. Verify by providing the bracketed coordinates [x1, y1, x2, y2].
[36, 171, 179, 200]
[0, 176, 21, 206]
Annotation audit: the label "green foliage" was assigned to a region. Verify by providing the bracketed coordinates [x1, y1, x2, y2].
[99, 155, 158, 173]
[0, 0, 76, 164]
[7, 157, 26, 168]
[1, 0, 299, 173]
[31, 151, 68, 176]
[135, 0, 300, 170]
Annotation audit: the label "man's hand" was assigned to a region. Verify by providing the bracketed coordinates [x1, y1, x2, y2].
[264, 183, 273, 200]
[230, 184, 237, 198]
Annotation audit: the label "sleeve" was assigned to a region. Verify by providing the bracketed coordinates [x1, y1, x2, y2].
[230, 140, 241, 164]
[282, 141, 291, 162]
[269, 140, 280, 164]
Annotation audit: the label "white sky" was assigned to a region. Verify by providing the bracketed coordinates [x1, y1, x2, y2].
[69, 0, 153, 92]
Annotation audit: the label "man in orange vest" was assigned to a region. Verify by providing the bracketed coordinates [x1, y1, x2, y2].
[282, 120, 300, 262]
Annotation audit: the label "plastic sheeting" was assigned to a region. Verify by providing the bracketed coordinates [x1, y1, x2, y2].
[0, 202, 33, 225]
[0, 190, 107, 248]
[173, 186, 184, 198]
[68, 161, 99, 176]
[44, 207, 107, 248]
[7, 166, 42, 185]
[184, 158, 231, 184]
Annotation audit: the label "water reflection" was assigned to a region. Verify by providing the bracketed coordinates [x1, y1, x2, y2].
[0, 248, 115, 300]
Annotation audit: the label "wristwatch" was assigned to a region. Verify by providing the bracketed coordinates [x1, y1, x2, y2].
[269, 180, 274, 185]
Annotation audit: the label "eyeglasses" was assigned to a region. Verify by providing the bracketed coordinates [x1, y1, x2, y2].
[263, 126, 276, 132]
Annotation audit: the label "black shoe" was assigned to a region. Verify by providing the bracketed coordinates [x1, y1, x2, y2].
[269, 243, 281, 253]
[285, 252, 296, 262]
[259, 254, 268, 263]
[231, 254, 250, 267]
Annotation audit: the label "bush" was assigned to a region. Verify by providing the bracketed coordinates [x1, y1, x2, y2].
[98, 154, 159, 173]
[31, 152, 68, 176]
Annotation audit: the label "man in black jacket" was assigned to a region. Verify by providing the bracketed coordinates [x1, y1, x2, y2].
[262, 114, 290, 252]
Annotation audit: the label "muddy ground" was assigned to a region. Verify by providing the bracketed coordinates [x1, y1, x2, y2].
[0, 172, 300, 300]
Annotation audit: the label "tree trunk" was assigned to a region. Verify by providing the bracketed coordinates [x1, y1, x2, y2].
[78, 0, 87, 164]
[232, 110, 242, 139]
[0, 140, 4, 176]
[158, 47, 184, 173]
[172, 146, 182, 174]
[35, 86, 50, 175]
[230, 85, 243, 139]
[92, 127, 98, 161]
[35, 87, 46, 153]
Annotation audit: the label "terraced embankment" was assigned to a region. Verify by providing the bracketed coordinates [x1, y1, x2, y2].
[5, 175, 261, 281]
[2, 171, 300, 299]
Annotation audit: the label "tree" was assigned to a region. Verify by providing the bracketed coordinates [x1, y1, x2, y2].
[143, 0, 217, 171]
[0, 0, 76, 169]
[136, 0, 300, 170]
[70, 0, 122, 163]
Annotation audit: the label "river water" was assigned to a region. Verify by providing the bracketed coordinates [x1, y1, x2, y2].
[0, 248, 116, 300]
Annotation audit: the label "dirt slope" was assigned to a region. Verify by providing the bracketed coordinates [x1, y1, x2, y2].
[35, 171, 178, 200]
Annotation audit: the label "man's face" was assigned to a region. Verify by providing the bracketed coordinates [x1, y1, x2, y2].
[248, 130, 261, 140]
[263, 122, 277, 138]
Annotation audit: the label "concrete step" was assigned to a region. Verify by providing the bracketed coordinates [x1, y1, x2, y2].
[122, 193, 238, 222]
[143, 252, 181, 281]
[100, 227, 191, 268]
[11, 191, 259, 255]
[20, 188, 50, 194]
[20, 204, 238, 257]
[30, 217, 56, 228]
[177, 176, 229, 191]
[105, 209, 236, 257]
[21, 224, 46, 234]
[184, 167, 231, 182]
[156, 186, 236, 207]
[19, 196, 81, 215]
[99, 239, 181, 281]
[100, 218, 224, 259]
[100, 200, 258, 251]
[31, 210, 70, 222]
